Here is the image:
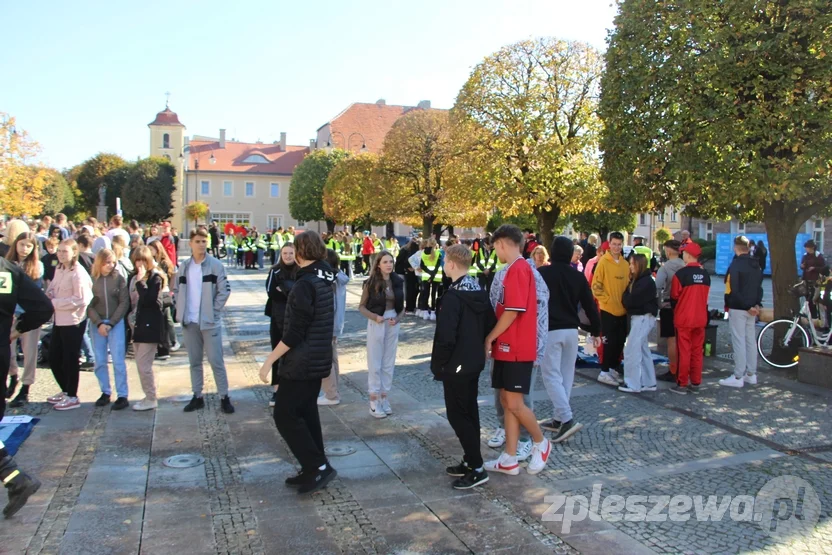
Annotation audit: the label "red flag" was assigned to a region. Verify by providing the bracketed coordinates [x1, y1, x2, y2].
[224, 222, 236, 236]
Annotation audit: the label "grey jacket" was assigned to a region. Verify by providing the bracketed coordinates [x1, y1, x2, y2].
[173, 255, 230, 329]
[87, 272, 130, 327]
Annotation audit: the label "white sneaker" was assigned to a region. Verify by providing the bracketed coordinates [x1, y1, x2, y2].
[132, 398, 158, 411]
[54, 396, 80, 411]
[719, 375, 745, 388]
[317, 396, 341, 406]
[483, 452, 520, 475]
[416, 310, 423, 318]
[597, 371, 619, 386]
[47, 392, 67, 404]
[381, 397, 392, 415]
[170, 342, 181, 352]
[642, 385, 657, 392]
[618, 386, 640, 393]
[516, 440, 533, 461]
[429, 312, 436, 321]
[422, 311, 430, 320]
[609, 369, 623, 383]
[527, 439, 552, 475]
[743, 374, 757, 385]
[487, 428, 506, 448]
[369, 399, 387, 418]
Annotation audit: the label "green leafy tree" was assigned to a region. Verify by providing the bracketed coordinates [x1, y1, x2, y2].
[655, 227, 672, 246]
[75, 153, 130, 214]
[289, 149, 350, 233]
[570, 211, 637, 242]
[185, 201, 209, 226]
[121, 157, 176, 223]
[323, 153, 391, 228]
[39, 169, 68, 216]
[455, 38, 606, 248]
[600, 0, 832, 327]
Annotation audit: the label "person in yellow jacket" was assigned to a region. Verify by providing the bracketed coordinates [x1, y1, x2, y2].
[591, 231, 631, 387]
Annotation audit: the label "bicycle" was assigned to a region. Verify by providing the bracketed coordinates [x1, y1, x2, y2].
[757, 280, 831, 368]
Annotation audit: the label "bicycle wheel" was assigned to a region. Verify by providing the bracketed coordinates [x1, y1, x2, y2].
[218, 247, 227, 259]
[757, 319, 810, 368]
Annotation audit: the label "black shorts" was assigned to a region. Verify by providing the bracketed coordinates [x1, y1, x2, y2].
[491, 360, 534, 395]
[659, 307, 676, 338]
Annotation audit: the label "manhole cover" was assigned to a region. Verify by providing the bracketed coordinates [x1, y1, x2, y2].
[717, 353, 734, 361]
[324, 446, 356, 457]
[163, 454, 205, 468]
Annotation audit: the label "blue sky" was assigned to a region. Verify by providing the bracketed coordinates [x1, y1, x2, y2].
[3, 0, 617, 170]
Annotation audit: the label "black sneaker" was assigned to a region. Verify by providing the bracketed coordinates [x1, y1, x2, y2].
[669, 385, 689, 395]
[221, 396, 235, 414]
[95, 393, 111, 407]
[446, 461, 471, 477]
[183, 396, 205, 412]
[2, 470, 41, 519]
[297, 465, 337, 495]
[657, 372, 676, 382]
[551, 420, 584, 444]
[112, 397, 129, 411]
[285, 470, 309, 487]
[6, 375, 18, 399]
[540, 419, 562, 432]
[80, 361, 94, 370]
[452, 469, 489, 490]
[688, 383, 701, 395]
[9, 393, 27, 408]
[269, 392, 277, 408]
[155, 354, 171, 361]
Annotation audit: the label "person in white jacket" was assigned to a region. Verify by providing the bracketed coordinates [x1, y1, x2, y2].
[408, 241, 425, 317]
[319, 249, 350, 405]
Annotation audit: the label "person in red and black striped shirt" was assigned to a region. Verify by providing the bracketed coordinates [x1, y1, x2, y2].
[669, 242, 711, 395]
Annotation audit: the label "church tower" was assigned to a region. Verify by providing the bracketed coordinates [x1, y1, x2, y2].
[148, 102, 186, 231]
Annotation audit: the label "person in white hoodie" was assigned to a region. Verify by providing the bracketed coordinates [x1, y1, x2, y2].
[319, 249, 350, 406]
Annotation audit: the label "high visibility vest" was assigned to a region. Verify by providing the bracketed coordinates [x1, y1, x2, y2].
[283, 233, 293, 244]
[384, 239, 400, 257]
[326, 238, 337, 251]
[633, 245, 653, 260]
[255, 235, 267, 250]
[240, 238, 251, 252]
[340, 241, 355, 261]
[467, 252, 480, 277]
[421, 251, 443, 282]
[270, 233, 282, 251]
[488, 250, 505, 273]
[373, 239, 382, 252]
[225, 236, 237, 252]
[206, 234, 212, 249]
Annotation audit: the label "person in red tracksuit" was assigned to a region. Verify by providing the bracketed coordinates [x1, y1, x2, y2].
[669, 242, 710, 395]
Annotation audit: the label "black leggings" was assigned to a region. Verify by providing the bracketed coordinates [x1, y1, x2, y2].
[419, 281, 439, 311]
[274, 378, 327, 472]
[443, 374, 483, 469]
[405, 272, 419, 312]
[600, 310, 628, 372]
[270, 321, 283, 385]
[50, 321, 88, 397]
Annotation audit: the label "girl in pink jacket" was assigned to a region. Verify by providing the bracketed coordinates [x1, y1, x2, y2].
[45, 239, 93, 411]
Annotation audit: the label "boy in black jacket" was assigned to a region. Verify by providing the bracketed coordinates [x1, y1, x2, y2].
[432, 244, 495, 490]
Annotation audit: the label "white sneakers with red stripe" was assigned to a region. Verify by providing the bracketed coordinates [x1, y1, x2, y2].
[484, 452, 520, 475]
[527, 438, 551, 475]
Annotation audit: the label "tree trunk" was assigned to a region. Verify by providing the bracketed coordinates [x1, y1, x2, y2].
[385, 221, 395, 238]
[764, 207, 801, 321]
[534, 205, 561, 252]
[422, 215, 435, 239]
[432, 222, 443, 241]
[325, 219, 335, 234]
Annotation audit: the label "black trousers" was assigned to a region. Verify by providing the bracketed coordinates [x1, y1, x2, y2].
[50, 321, 87, 397]
[362, 254, 371, 272]
[0, 333, 9, 419]
[600, 310, 628, 372]
[405, 272, 419, 312]
[354, 256, 363, 276]
[274, 378, 328, 473]
[442, 374, 483, 469]
[340, 260, 351, 275]
[270, 322, 283, 386]
[419, 281, 439, 311]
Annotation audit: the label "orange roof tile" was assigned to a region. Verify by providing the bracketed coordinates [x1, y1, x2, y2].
[320, 102, 445, 153]
[186, 141, 309, 175]
[148, 107, 185, 127]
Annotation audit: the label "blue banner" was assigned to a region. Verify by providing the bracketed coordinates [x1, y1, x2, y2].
[715, 233, 811, 276]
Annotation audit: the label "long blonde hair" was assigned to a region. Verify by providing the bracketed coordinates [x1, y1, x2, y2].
[58, 239, 79, 270]
[92, 249, 117, 279]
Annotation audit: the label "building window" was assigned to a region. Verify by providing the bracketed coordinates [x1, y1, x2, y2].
[814, 219, 824, 250]
[670, 207, 677, 222]
[200, 180, 210, 196]
[242, 154, 270, 164]
[270, 182, 280, 198]
[223, 181, 233, 197]
[210, 212, 252, 229]
[245, 182, 255, 197]
[296, 220, 306, 227]
[738, 221, 746, 234]
[706, 222, 714, 241]
[639, 214, 647, 225]
[163, 133, 170, 149]
[267, 215, 283, 230]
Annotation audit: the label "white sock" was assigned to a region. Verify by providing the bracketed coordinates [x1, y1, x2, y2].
[500, 452, 517, 464]
[318, 464, 326, 471]
[535, 439, 548, 449]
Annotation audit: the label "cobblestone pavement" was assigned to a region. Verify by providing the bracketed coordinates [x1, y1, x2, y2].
[1, 265, 829, 554]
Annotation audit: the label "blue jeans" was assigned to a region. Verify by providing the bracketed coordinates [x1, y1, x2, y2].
[256, 248, 265, 269]
[92, 320, 128, 398]
[81, 320, 94, 362]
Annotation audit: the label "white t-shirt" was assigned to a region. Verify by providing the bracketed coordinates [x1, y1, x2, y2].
[106, 228, 131, 246]
[92, 235, 111, 254]
[186, 259, 203, 324]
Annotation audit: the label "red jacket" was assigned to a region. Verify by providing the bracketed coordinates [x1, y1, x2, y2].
[670, 263, 711, 328]
[161, 234, 177, 266]
[362, 237, 375, 256]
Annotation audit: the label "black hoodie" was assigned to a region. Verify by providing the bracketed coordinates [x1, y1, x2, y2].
[278, 260, 336, 380]
[538, 237, 601, 336]
[431, 275, 495, 379]
[725, 254, 764, 310]
[622, 270, 659, 316]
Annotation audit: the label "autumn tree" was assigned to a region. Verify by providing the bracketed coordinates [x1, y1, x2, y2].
[378, 109, 488, 237]
[185, 201, 209, 226]
[323, 153, 391, 229]
[569, 210, 637, 242]
[600, 0, 832, 326]
[122, 157, 176, 223]
[0, 113, 49, 216]
[455, 39, 605, 248]
[289, 149, 350, 233]
[75, 153, 130, 214]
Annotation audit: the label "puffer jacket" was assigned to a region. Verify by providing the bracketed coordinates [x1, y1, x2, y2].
[278, 260, 336, 381]
[622, 270, 659, 317]
[131, 272, 164, 344]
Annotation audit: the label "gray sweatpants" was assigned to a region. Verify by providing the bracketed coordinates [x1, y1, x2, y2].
[183, 323, 229, 397]
[729, 309, 757, 378]
[493, 362, 537, 442]
[541, 329, 580, 423]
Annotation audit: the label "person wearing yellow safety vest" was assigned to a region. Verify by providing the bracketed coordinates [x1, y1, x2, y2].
[235, 231, 245, 267]
[383, 235, 400, 259]
[240, 231, 254, 269]
[269, 229, 283, 266]
[224, 232, 237, 268]
[628, 235, 659, 274]
[336, 232, 354, 277]
[472, 237, 492, 292]
[418, 238, 442, 320]
[352, 232, 365, 276]
[284, 226, 295, 244]
[253, 227, 267, 270]
[325, 233, 338, 252]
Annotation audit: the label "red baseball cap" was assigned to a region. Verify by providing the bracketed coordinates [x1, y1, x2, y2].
[681, 242, 702, 258]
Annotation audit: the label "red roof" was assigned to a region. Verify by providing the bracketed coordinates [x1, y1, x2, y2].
[185, 140, 309, 175]
[148, 107, 185, 127]
[320, 102, 445, 153]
